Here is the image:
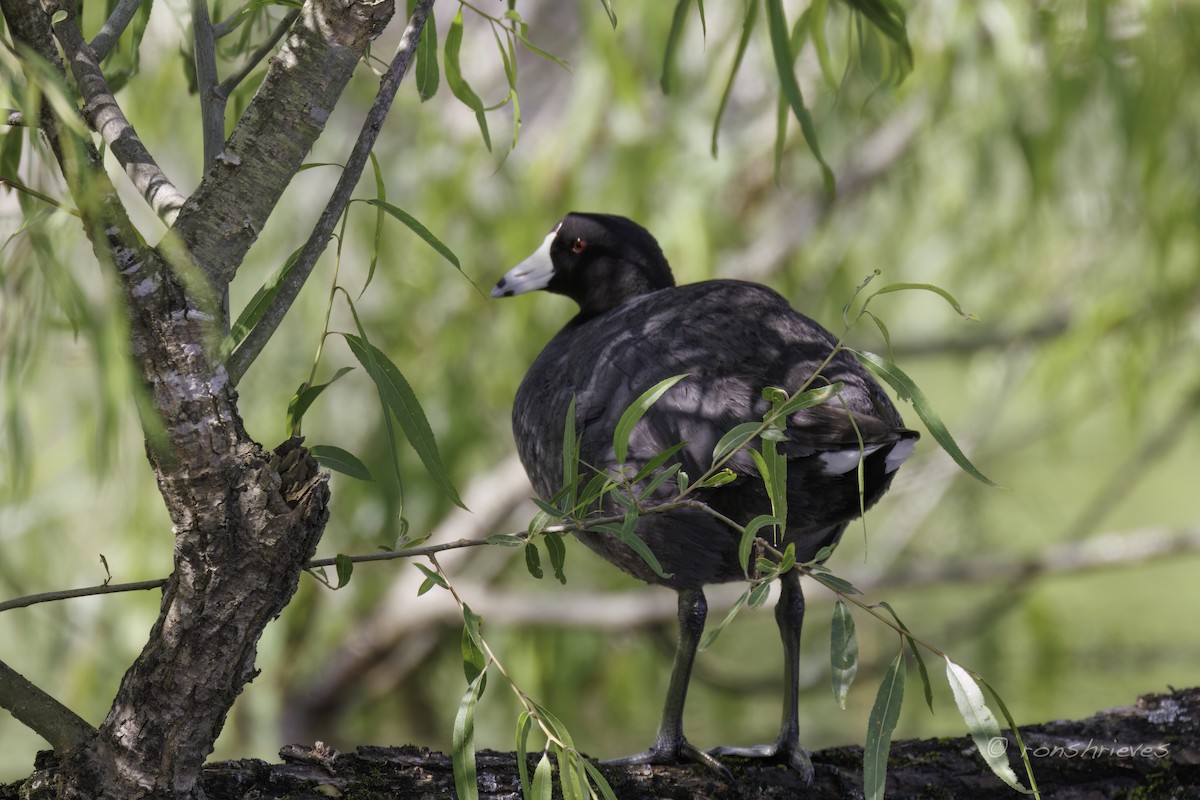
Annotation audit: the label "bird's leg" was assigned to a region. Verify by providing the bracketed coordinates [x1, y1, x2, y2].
[709, 570, 815, 784]
[605, 588, 731, 778]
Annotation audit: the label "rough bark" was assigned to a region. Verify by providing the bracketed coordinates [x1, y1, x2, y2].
[170, 0, 395, 291]
[8, 687, 1196, 800]
[0, 0, 397, 794]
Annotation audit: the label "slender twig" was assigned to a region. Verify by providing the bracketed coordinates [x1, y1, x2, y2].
[217, 9, 301, 98]
[191, 0, 223, 169]
[46, 6, 187, 224]
[0, 659, 97, 751]
[0, 579, 167, 613]
[225, 0, 435, 384]
[426, 554, 574, 752]
[89, 0, 141, 61]
[0, 176, 81, 215]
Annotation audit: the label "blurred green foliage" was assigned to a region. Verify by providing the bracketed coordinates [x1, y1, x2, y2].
[2, 0, 1199, 783]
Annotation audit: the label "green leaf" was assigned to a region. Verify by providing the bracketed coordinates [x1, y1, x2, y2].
[597, 0, 617, 29]
[809, 0, 838, 88]
[309, 444, 374, 481]
[580, 758, 619, 800]
[531, 751, 553, 800]
[545, 532, 568, 584]
[414, 562, 448, 595]
[830, 600, 858, 709]
[531, 497, 564, 519]
[747, 579, 772, 608]
[699, 587, 749, 650]
[344, 335, 466, 507]
[50, 9, 67, 23]
[286, 367, 354, 436]
[843, 0, 913, 75]
[444, 9, 491, 150]
[738, 515, 781, 577]
[514, 28, 570, 71]
[221, 246, 302, 360]
[712, 421, 762, 464]
[945, 659, 1029, 793]
[630, 441, 686, 485]
[864, 649, 905, 800]
[561, 395, 579, 507]
[749, 442, 787, 530]
[452, 671, 486, 800]
[773, 382, 844, 418]
[415, 10, 439, 101]
[365, 199, 461, 271]
[854, 350, 999, 487]
[711, 0, 758, 157]
[516, 711, 534, 798]
[594, 514, 672, 580]
[870, 282, 978, 320]
[612, 374, 688, 464]
[661, 0, 689, 94]
[461, 604, 486, 683]
[696, 468, 736, 489]
[334, 553, 354, 588]
[875, 601, 934, 713]
[812, 571, 862, 596]
[765, 0, 834, 194]
[635, 462, 682, 502]
[975, 674, 1042, 797]
[524, 541, 544, 579]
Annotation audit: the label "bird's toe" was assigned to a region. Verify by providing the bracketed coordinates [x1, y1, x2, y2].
[708, 740, 814, 785]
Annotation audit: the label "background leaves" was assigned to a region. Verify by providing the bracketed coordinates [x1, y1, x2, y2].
[2, 0, 1198, 783]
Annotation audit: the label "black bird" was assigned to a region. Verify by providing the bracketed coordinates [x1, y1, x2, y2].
[493, 213, 918, 781]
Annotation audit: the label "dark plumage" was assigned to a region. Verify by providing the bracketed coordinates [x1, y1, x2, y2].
[493, 212, 918, 780]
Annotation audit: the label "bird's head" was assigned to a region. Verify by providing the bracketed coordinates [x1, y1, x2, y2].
[492, 213, 675, 318]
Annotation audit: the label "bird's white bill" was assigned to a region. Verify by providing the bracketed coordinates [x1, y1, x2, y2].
[491, 229, 557, 297]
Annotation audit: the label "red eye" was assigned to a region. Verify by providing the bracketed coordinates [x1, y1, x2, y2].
[571, 238, 587, 254]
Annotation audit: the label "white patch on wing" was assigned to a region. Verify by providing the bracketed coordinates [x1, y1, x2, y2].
[818, 445, 884, 475]
[884, 437, 916, 473]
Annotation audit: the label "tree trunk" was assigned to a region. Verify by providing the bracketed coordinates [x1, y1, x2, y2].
[0, 0, 397, 793]
[10, 687, 1195, 800]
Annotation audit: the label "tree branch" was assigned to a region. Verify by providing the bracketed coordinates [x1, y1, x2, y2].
[225, 0, 434, 383]
[217, 9, 301, 98]
[88, 0, 141, 61]
[191, 0, 223, 169]
[0, 659, 96, 753]
[169, 0, 397, 292]
[0, 579, 166, 613]
[197, 688, 1200, 799]
[46, 5, 188, 224]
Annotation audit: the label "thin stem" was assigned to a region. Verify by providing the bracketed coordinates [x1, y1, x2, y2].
[0, 176, 81, 216]
[226, 0, 435, 384]
[191, 0, 224, 170]
[89, 0, 141, 60]
[0, 579, 166, 613]
[427, 554, 569, 750]
[47, 6, 187, 224]
[217, 9, 300, 97]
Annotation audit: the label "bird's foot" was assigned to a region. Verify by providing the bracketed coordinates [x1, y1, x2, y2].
[709, 739, 814, 785]
[605, 739, 734, 781]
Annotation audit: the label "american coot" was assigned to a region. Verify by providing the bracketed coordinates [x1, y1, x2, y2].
[493, 213, 918, 782]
